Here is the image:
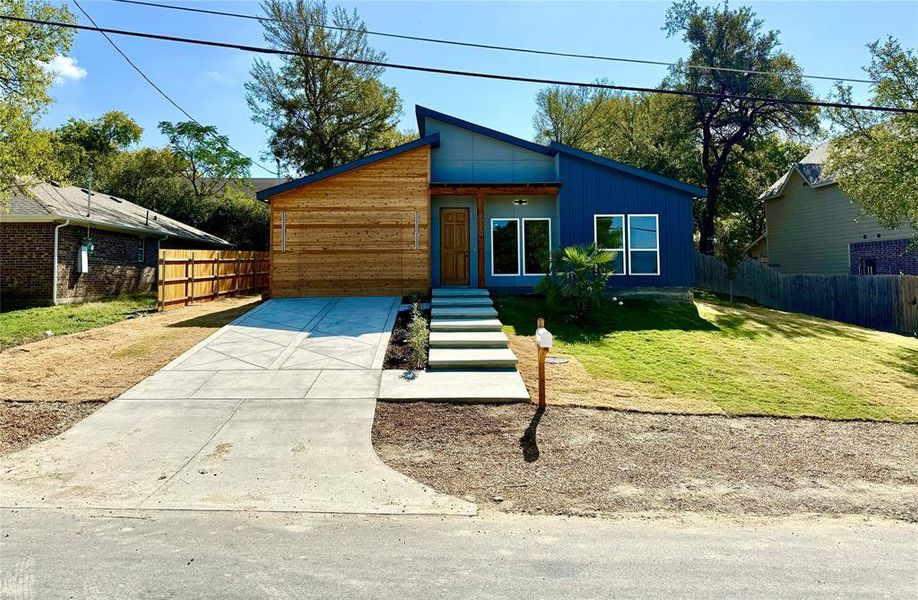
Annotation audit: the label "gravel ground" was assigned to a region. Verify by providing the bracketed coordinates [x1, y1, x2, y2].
[372, 402, 918, 522]
[0, 401, 103, 455]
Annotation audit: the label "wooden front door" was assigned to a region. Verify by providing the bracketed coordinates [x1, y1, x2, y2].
[440, 208, 470, 285]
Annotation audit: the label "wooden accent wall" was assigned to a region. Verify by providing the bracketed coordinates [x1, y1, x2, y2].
[269, 147, 431, 297]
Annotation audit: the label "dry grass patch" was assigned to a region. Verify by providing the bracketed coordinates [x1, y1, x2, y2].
[0, 295, 260, 403]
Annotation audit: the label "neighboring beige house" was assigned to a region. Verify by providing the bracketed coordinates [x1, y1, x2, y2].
[756, 143, 916, 275]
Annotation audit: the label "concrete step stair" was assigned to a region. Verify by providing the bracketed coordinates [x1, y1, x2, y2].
[432, 287, 490, 297]
[430, 318, 503, 332]
[429, 331, 509, 349]
[430, 296, 493, 308]
[428, 348, 518, 370]
[431, 306, 498, 319]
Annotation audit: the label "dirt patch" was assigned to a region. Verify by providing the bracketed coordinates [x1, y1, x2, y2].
[0, 295, 260, 403]
[372, 402, 918, 522]
[0, 401, 104, 455]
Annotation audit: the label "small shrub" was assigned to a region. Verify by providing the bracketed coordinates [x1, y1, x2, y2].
[536, 243, 614, 321]
[406, 301, 429, 370]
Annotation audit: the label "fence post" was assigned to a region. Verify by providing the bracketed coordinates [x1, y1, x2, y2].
[189, 252, 196, 305]
[157, 252, 164, 311]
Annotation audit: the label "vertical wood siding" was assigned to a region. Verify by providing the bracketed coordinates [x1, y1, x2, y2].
[558, 154, 696, 288]
[268, 147, 431, 297]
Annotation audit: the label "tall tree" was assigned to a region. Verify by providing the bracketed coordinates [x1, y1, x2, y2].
[532, 87, 807, 244]
[664, 0, 819, 253]
[158, 121, 251, 198]
[533, 84, 612, 150]
[56, 111, 143, 186]
[825, 38, 918, 234]
[246, 0, 401, 175]
[0, 0, 74, 200]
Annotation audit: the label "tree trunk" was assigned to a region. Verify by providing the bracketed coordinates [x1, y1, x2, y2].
[699, 178, 719, 255]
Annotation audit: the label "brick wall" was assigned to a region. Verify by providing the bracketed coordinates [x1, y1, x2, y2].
[56, 225, 158, 303]
[849, 238, 918, 275]
[0, 222, 55, 305]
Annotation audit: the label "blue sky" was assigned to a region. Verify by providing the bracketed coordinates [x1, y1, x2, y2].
[42, 1, 918, 177]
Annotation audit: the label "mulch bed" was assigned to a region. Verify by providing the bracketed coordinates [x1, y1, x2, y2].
[383, 296, 431, 370]
[372, 402, 918, 522]
[0, 401, 104, 455]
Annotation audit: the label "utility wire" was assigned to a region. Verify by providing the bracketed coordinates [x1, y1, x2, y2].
[6, 15, 914, 115]
[71, 1, 276, 175]
[112, 0, 878, 85]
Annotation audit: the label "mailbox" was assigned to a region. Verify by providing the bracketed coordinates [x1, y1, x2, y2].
[536, 327, 553, 349]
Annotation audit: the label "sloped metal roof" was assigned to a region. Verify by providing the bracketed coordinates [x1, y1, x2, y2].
[2, 182, 230, 246]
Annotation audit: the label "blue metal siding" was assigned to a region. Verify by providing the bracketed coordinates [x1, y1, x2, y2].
[558, 154, 696, 288]
[424, 119, 557, 183]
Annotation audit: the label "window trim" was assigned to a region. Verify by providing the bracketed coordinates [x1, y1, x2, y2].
[593, 214, 626, 276]
[626, 213, 661, 276]
[521, 217, 551, 277]
[137, 238, 145, 263]
[490, 217, 521, 277]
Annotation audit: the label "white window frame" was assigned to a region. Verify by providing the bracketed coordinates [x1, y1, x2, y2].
[594, 214, 626, 276]
[521, 217, 551, 276]
[490, 217, 521, 277]
[626, 214, 661, 276]
[137, 239, 145, 263]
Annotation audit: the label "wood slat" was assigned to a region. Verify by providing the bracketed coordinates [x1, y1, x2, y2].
[157, 249, 269, 311]
[269, 145, 432, 297]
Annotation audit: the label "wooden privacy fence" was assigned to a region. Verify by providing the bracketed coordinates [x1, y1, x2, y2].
[157, 249, 269, 311]
[695, 253, 918, 335]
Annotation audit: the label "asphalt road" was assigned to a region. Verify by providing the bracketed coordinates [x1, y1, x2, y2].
[2, 509, 915, 599]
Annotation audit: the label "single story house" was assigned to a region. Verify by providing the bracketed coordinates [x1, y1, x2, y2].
[257, 106, 705, 297]
[757, 142, 917, 275]
[1, 182, 230, 306]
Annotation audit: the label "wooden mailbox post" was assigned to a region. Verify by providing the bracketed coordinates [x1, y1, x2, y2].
[535, 317, 552, 408]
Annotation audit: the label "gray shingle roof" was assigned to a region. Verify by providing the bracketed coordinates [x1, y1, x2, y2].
[760, 142, 834, 200]
[3, 182, 230, 246]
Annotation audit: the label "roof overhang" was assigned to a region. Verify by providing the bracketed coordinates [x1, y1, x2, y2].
[0, 214, 232, 246]
[257, 134, 441, 201]
[430, 182, 561, 195]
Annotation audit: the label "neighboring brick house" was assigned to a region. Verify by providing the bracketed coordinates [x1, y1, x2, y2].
[1, 182, 230, 306]
[754, 142, 916, 275]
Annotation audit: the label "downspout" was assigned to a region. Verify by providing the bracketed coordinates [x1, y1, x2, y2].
[52, 220, 70, 305]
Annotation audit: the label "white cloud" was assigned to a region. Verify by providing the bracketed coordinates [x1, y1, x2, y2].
[203, 70, 236, 85]
[42, 56, 87, 84]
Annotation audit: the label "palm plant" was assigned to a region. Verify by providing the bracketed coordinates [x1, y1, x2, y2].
[536, 244, 615, 321]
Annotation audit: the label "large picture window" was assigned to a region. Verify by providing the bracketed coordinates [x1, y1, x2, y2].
[522, 218, 551, 276]
[491, 218, 520, 276]
[627, 214, 659, 275]
[594, 214, 625, 275]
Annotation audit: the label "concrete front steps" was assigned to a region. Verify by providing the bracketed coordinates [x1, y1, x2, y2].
[379, 288, 529, 403]
[428, 288, 515, 371]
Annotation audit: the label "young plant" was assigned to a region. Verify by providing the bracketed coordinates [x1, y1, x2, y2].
[715, 217, 747, 303]
[536, 243, 614, 322]
[406, 301, 429, 371]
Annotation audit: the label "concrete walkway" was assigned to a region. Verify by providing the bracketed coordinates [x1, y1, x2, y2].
[0, 297, 475, 516]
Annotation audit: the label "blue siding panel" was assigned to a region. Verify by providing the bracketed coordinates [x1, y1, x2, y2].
[557, 154, 696, 288]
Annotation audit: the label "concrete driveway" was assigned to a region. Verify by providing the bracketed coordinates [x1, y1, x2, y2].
[0, 297, 475, 516]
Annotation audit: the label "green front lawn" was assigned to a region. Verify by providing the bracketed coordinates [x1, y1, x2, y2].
[0, 295, 156, 350]
[496, 292, 918, 422]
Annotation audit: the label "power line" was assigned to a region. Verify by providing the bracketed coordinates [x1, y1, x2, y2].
[71, 0, 276, 175]
[7, 15, 914, 115]
[112, 0, 878, 85]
